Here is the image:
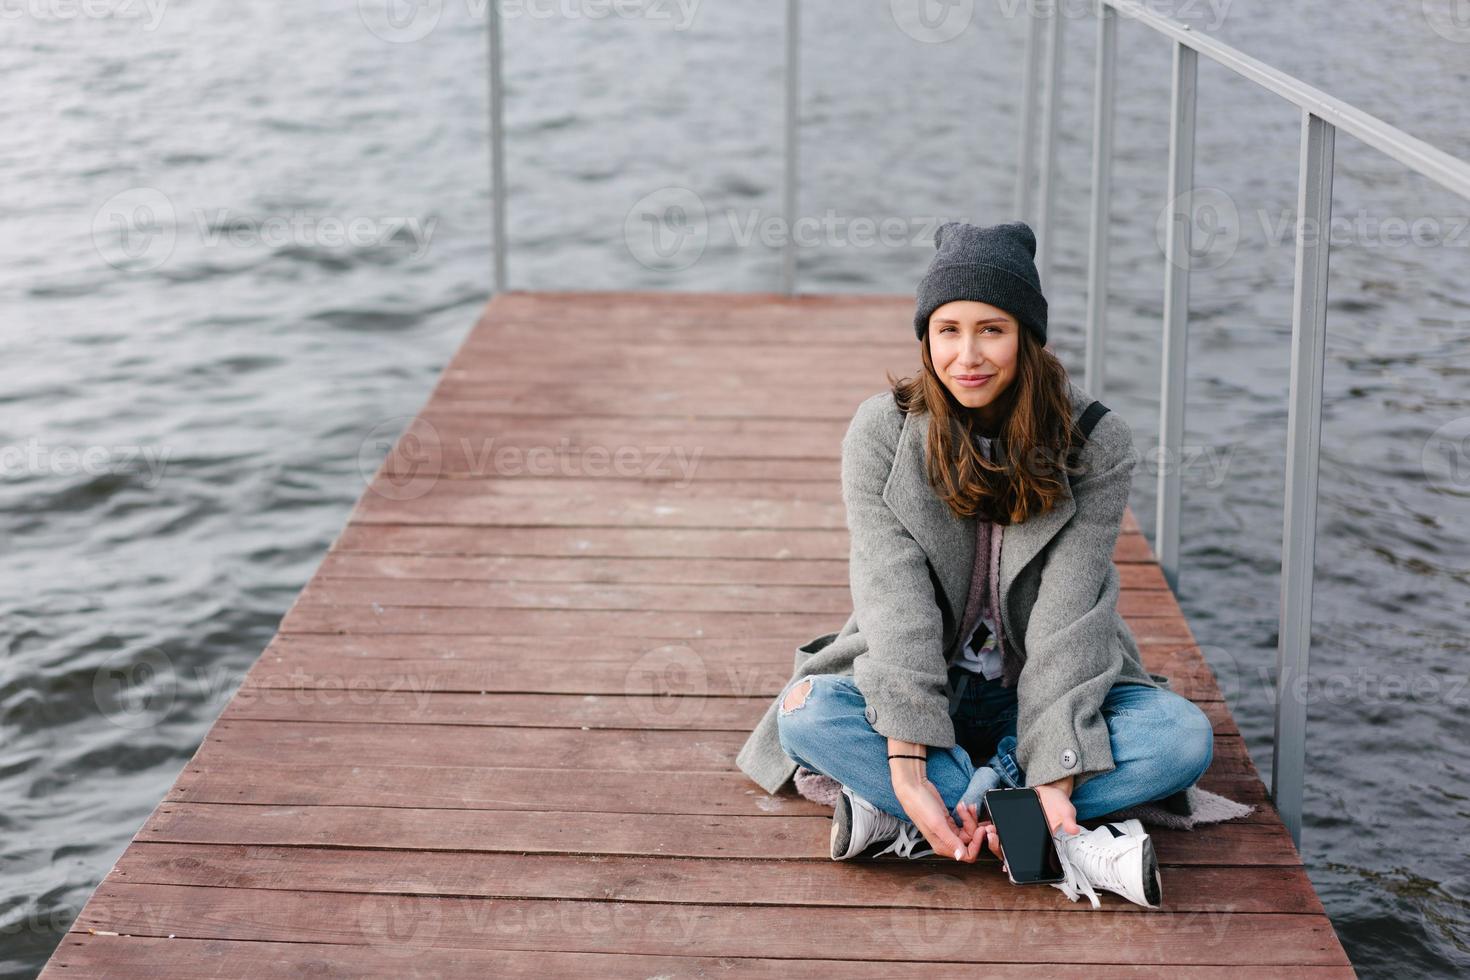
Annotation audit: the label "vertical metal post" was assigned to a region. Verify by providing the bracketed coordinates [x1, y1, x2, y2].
[1155, 41, 1197, 591]
[1084, 1, 1116, 398]
[1035, 3, 1064, 291]
[1014, 9, 1043, 224]
[781, 0, 800, 295]
[1274, 111, 1335, 852]
[487, 0, 507, 293]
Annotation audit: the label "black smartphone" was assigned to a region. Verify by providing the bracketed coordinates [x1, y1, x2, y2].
[980, 787, 1065, 885]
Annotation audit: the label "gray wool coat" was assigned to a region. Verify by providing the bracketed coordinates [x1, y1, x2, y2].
[735, 378, 1164, 796]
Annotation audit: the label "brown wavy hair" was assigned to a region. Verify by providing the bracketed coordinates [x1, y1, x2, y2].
[885, 326, 1081, 526]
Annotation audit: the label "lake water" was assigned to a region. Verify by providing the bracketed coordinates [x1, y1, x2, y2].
[2, 1, 1467, 976]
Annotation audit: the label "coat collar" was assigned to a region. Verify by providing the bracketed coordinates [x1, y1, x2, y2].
[879, 381, 1089, 636]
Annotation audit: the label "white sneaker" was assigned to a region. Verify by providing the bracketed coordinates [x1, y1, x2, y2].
[1050, 818, 1162, 909]
[830, 785, 936, 860]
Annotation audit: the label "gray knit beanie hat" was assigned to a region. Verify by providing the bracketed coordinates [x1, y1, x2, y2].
[913, 220, 1048, 345]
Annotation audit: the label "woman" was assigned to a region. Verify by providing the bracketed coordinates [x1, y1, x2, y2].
[733, 220, 1215, 910]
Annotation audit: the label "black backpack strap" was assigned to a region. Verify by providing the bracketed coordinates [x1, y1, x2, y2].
[1065, 399, 1110, 475]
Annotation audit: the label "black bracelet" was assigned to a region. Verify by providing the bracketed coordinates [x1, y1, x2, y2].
[887, 754, 928, 761]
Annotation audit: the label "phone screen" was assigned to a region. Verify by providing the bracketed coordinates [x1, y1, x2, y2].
[982, 788, 1065, 884]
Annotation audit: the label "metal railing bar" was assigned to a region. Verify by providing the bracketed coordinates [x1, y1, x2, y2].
[1035, 8, 1065, 290]
[1273, 110, 1336, 849]
[1084, 1, 1117, 399]
[781, 0, 800, 295]
[487, 0, 507, 293]
[1155, 40, 1197, 594]
[1015, 11, 1043, 223]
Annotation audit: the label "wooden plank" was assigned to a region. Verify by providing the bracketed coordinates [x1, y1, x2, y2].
[177, 720, 1260, 779]
[45, 934, 1361, 980]
[277, 605, 1210, 641]
[329, 522, 1150, 561]
[289, 579, 1187, 618]
[109, 842, 1324, 914]
[219, 686, 1241, 735]
[311, 551, 1171, 590]
[165, 762, 1263, 816]
[71, 883, 1349, 966]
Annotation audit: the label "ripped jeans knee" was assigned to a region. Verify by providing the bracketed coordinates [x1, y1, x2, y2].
[779, 675, 816, 716]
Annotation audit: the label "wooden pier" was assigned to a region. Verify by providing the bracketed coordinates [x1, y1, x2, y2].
[43, 291, 1354, 977]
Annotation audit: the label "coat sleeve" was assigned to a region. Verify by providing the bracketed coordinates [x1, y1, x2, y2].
[842, 396, 957, 749]
[1013, 411, 1139, 790]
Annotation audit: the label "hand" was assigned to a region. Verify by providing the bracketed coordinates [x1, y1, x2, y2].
[893, 776, 979, 862]
[1033, 781, 1082, 836]
[954, 802, 1005, 864]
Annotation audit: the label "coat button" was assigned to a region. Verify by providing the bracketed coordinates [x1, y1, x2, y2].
[864, 704, 878, 725]
[1060, 748, 1077, 769]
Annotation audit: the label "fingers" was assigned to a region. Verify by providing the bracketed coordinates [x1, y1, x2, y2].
[918, 810, 969, 863]
[926, 819, 967, 862]
[955, 801, 979, 841]
[962, 806, 1002, 861]
[955, 804, 984, 861]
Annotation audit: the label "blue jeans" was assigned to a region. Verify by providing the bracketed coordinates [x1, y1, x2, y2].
[776, 662, 1214, 825]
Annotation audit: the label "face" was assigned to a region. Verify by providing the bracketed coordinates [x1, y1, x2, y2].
[927, 300, 1021, 426]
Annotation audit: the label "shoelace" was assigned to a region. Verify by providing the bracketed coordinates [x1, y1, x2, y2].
[1051, 830, 1103, 909]
[872, 818, 936, 859]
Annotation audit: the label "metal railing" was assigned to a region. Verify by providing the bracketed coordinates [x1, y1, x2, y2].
[481, 0, 1470, 850]
[1064, 0, 1470, 850]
